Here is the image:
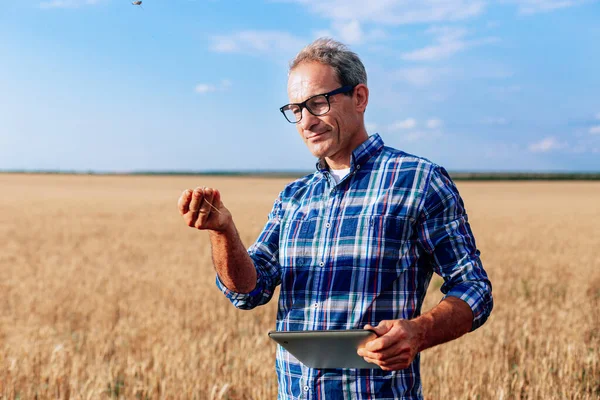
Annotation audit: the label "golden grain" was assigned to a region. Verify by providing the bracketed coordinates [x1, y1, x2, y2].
[1, 174, 598, 399]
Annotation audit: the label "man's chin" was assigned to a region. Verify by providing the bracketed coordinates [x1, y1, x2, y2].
[307, 145, 330, 160]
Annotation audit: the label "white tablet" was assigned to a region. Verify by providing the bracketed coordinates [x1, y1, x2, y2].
[268, 329, 379, 369]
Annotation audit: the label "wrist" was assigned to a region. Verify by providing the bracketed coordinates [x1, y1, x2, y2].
[208, 218, 236, 238]
[410, 315, 433, 353]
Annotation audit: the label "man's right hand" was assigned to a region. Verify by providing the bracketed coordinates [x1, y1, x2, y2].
[177, 186, 232, 232]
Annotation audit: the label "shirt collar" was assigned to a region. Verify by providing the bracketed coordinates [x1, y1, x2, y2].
[316, 133, 385, 174]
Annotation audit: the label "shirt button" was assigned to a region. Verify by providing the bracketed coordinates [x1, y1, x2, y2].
[314, 303, 318, 308]
[319, 262, 325, 267]
[356, 164, 361, 169]
[303, 385, 309, 392]
[325, 223, 331, 228]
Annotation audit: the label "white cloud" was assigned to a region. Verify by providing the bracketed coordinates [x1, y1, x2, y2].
[195, 80, 232, 94]
[507, 0, 594, 15]
[210, 31, 305, 56]
[333, 20, 363, 44]
[393, 67, 450, 86]
[391, 119, 443, 141]
[403, 131, 429, 142]
[400, 130, 443, 142]
[327, 20, 386, 45]
[195, 84, 216, 94]
[40, 0, 101, 8]
[589, 126, 600, 135]
[426, 118, 443, 129]
[401, 26, 498, 62]
[390, 118, 417, 130]
[402, 29, 467, 61]
[281, 0, 486, 25]
[528, 137, 566, 153]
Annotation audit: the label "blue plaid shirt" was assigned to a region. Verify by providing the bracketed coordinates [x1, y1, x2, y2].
[217, 134, 493, 399]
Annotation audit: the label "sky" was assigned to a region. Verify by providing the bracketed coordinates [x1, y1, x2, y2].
[1, 0, 599, 173]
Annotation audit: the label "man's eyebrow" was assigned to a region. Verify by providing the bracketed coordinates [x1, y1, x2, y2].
[289, 89, 328, 104]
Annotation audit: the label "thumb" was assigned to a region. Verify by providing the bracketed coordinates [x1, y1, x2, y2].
[213, 189, 222, 208]
[365, 320, 392, 337]
[212, 190, 228, 213]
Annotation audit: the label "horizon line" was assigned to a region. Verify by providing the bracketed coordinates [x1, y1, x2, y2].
[2, 169, 600, 181]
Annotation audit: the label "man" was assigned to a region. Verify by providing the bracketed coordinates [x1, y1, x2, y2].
[178, 38, 493, 399]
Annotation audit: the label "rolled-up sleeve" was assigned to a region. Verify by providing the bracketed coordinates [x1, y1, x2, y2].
[416, 166, 493, 331]
[215, 194, 283, 310]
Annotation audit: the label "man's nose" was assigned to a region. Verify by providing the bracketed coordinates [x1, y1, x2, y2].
[299, 107, 319, 130]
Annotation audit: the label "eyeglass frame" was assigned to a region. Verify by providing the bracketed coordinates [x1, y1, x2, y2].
[279, 85, 356, 124]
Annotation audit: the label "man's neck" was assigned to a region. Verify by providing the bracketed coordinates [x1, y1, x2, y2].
[325, 130, 369, 169]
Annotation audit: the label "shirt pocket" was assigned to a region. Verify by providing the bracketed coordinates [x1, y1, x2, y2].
[336, 214, 413, 275]
[280, 216, 321, 267]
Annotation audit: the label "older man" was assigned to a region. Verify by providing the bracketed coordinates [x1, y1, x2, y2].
[178, 38, 493, 399]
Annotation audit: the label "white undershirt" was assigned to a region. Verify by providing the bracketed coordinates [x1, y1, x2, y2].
[330, 167, 351, 184]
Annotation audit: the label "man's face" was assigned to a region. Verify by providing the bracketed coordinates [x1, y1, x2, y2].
[287, 62, 363, 167]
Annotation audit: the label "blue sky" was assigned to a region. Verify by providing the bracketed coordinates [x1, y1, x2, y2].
[1, 0, 599, 173]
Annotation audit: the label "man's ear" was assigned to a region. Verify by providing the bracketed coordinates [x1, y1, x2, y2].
[354, 84, 369, 113]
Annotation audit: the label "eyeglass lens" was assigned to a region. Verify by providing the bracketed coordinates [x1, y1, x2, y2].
[283, 94, 330, 123]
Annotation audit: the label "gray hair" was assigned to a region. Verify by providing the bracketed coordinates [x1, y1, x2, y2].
[289, 37, 367, 88]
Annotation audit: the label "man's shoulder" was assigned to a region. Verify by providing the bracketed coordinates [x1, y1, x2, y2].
[379, 145, 438, 169]
[376, 145, 444, 178]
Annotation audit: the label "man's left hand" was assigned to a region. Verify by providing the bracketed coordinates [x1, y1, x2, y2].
[357, 319, 425, 371]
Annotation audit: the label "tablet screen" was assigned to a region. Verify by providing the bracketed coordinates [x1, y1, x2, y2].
[268, 329, 379, 369]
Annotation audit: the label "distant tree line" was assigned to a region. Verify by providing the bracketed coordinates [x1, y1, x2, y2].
[1, 170, 600, 181]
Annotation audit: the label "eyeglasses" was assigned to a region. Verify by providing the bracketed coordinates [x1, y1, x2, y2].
[279, 85, 355, 124]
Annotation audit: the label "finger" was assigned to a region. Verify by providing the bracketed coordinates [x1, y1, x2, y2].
[195, 187, 213, 228]
[357, 348, 386, 362]
[198, 187, 213, 214]
[359, 346, 410, 361]
[188, 187, 204, 214]
[368, 320, 393, 336]
[211, 189, 222, 210]
[372, 352, 412, 371]
[358, 334, 410, 358]
[365, 329, 398, 352]
[364, 321, 393, 349]
[361, 353, 412, 371]
[358, 347, 411, 366]
[202, 187, 216, 213]
[178, 189, 192, 215]
[378, 352, 412, 367]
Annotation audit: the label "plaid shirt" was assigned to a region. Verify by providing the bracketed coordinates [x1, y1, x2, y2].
[217, 134, 493, 399]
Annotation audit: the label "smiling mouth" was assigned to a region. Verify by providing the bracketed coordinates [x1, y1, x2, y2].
[306, 131, 328, 140]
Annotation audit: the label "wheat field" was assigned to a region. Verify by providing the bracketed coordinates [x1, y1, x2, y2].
[0, 173, 598, 399]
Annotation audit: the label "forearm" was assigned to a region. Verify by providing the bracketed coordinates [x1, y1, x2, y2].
[208, 223, 257, 293]
[413, 296, 473, 352]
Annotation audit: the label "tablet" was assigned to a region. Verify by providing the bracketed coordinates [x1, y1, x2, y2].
[268, 329, 379, 369]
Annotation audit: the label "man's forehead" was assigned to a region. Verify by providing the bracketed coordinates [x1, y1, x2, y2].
[287, 62, 339, 101]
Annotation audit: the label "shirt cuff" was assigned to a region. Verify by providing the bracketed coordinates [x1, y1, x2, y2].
[215, 273, 263, 306]
[442, 280, 493, 332]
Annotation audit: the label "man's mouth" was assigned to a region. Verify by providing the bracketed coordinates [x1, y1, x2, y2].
[305, 130, 328, 141]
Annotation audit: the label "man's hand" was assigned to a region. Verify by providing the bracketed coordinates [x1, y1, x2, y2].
[357, 319, 425, 371]
[178, 186, 256, 293]
[178, 186, 232, 232]
[357, 298, 473, 371]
